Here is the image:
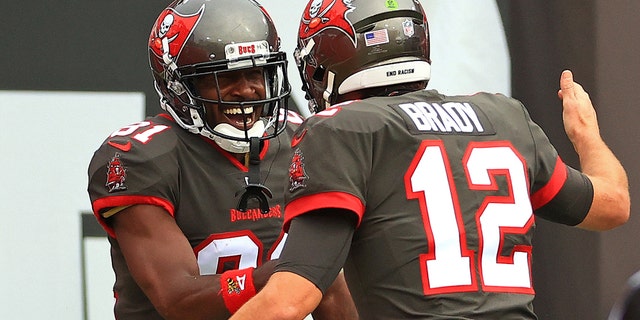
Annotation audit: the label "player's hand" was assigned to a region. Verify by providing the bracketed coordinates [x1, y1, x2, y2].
[557, 70, 601, 150]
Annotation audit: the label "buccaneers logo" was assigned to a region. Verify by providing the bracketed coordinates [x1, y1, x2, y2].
[299, 0, 356, 45]
[106, 153, 127, 193]
[289, 149, 309, 192]
[225, 277, 241, 295]
[149, 5, 204, 63]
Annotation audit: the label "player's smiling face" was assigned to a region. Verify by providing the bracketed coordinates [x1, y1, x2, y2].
[195, 67, 266, 131]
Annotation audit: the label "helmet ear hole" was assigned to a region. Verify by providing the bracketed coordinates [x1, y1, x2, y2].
[168, 81, 186, 96]
[312, 66, 325, 82]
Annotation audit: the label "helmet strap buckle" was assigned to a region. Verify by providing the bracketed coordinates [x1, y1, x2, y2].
[235, 137, 273, 213]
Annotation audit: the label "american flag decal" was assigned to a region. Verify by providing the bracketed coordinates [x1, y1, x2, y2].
[364, 29, 389, 46]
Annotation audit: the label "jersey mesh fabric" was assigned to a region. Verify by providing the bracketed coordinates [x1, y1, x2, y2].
[283, 90, 592, 319]
[88, 114, 297, 319]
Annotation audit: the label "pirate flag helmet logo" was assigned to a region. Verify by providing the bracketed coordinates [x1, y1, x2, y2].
[299, 0, 356, 45]
[149, 5, 204, 70]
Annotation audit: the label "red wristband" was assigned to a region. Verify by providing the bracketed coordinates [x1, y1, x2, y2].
[220, 267, 256, 314]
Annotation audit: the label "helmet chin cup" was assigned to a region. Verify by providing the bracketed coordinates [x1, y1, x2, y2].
[211, 121, 266, 154]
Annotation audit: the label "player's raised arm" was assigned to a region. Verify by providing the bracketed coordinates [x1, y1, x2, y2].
[558, 70, 629, 230]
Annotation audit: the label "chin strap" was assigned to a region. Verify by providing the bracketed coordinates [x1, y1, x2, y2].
[236, 137, 273, 213]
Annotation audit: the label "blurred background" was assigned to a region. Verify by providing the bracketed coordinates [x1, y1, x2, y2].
[1, 0, 638, 319]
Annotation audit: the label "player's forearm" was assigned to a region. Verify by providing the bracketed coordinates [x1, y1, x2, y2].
[143, 262, 277, 319]
[312, 272, 359, 320]
[576, 138, 626, 186]
[231, 271, 322, 320]
[141, 259, 276, 319]
[575, 139, 630, 230]
[145, 273, 231, 320]
[150, 266, 278, 320]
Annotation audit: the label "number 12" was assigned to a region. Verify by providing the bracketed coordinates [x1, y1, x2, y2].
[406, 140, 535, 295]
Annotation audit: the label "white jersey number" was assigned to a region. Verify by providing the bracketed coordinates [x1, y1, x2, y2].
[194, 231, 287, 275]
[110, 121, 169, 143]
[406, 141, 534, 295]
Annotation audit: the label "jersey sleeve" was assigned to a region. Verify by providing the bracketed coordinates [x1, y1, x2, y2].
[87, 119, 179, 237]
[284, 106, 370, 230]
[531, 160, 593, 226]
[275, 209, 356, 293]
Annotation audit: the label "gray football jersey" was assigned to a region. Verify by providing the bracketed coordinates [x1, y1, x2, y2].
[88, 112, 300, 319]
[284, 90, 592, 319]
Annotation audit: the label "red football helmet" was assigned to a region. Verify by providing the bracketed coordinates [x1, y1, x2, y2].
[295, 0, 431, 112]
[148, 0, 290, 145]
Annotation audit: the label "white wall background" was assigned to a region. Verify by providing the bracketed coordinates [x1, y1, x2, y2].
[0, 91, 144, 319]
[420, 0, 510, 96]
[0, 1, 509, 319]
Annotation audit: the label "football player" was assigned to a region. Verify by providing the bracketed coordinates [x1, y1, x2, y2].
[231, 0, 630, 319]
[87, 0, 356, 319]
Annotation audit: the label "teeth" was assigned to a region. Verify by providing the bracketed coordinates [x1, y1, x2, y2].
[224, 106, 254, 115]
